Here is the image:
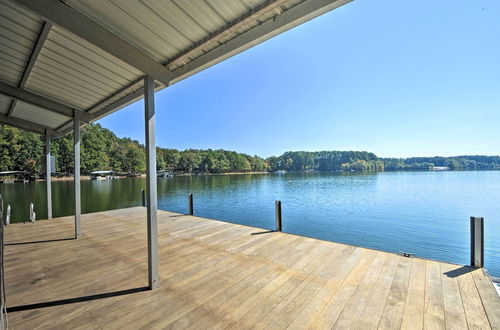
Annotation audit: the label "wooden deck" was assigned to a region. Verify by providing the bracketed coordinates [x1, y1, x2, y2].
[4, 207, 500, 329]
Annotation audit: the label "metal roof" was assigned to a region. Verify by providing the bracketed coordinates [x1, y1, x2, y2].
[0, 0, 352, 136]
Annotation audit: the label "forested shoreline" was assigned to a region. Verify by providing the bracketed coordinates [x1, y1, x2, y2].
[1, 124, 499, 178]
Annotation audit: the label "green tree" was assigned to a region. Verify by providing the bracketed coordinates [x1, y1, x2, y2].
[122, 142, 145, 174]
[179, 151, 202, 173]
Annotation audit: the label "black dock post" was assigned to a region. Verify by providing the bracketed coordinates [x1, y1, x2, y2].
[275, 200, 282, 232]
[141, 189, 146, 207]
[470, 216, 484, 268]
[188, 193, 194, 215]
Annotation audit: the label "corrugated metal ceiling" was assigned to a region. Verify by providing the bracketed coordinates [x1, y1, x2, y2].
[0, 0, 351, 135]
[0, 94, 11, 115]
[12, 100, 70, 128]
[25, 25, 143, 110]
[0, 0, 43, 85]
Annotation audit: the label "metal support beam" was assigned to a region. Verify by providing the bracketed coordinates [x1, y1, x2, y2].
[0, 195, 5, 330]
[0, 113, 58, 136]
[74, 111, 81, 238]
[13, 0, 174, 85]
[6, 99, 17, 118]
[144, 76, 158, 289]
[0, 81, 92, 122]
[7, 21, 52, 118]
[20, 22, 53, 88]
[45, 134, 52, 219]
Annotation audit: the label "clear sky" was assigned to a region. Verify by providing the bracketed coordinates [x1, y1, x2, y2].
[98, 0, 500, 158]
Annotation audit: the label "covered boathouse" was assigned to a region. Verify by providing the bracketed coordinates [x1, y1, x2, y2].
[0, 0, 499, 329]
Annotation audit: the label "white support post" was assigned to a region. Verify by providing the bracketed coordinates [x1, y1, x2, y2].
[45, 133, 52, 219]
[144, 76, 159, 289]
[74, 110, 81, 238]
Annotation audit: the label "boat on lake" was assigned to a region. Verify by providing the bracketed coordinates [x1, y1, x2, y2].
[90, 171, 118, 180]
[157, 170, 173, 178]
[0, 171, 31, 183]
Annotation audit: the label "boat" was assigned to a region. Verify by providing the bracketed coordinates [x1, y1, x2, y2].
[157, 170, 173, 178]
[90, 171, 117, 180]
[0, 171, 31, 183]
[431, 166, 449, 171]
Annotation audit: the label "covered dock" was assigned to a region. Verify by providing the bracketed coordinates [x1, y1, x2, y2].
[1, 0, 500, 328]
[0, 171, 31, 183]
[0, 0, 355, 292]
[90, 170, 118, 180]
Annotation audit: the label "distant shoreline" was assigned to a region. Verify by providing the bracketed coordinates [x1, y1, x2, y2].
[29, 168, 500, 182]
[35, 171, 270, 181]
[175, 171, 269, 176]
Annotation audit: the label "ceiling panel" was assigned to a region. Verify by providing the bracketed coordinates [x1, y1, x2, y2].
[0, 0, 43, 85]
[24, 25, 142, 110]
[12, 100, 70, 129]
[0, 94, 12, 115]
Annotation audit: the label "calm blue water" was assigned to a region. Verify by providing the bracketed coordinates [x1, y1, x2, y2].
[1, 171, 499, 277]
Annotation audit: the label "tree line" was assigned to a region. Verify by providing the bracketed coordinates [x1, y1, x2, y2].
[1, 124, 500, 178]
[267, 152, 500, 171]
[0, 124, 269, 177]
[267, 151, 384, 172]
[382, 156, 500, 171]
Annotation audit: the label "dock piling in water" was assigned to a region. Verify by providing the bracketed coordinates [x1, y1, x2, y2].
[470, 216, 484, 268]
[188, 193, 194, 215]
[141, 189, 146, 207]
[275, 200, 282, 231]
[29, 203, 35, 222]
[5, 205, 10, 226]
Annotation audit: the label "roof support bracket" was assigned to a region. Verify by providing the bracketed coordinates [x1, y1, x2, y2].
[0, 81, 92, 123]
[0, 113, 58, 136]
[7, 21, 52, 118]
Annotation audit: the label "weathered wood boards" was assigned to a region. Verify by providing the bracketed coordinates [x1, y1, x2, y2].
[4, 207, 500, 329]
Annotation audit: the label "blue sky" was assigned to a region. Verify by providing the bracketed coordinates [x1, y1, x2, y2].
[98, 0, 500, 158]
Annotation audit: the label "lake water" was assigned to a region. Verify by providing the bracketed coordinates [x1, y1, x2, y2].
[1, 171, 499, 277]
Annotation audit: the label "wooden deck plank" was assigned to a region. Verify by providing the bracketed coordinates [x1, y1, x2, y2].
[423, 260, 446, 330]
[458, 270, 492, 329]
[217, 242, 351, 329]
[378, 257, 413, 329]
[183, 240, 327, 330]
[440, 263, 468, 330]
[400, 258, 426, 330]
[3, 207, 500, 329]
[259, 246, 371, 329]
[83, 236, 300, 329]
[472, 269, 500, 328]
[354, 253, 400, 329]
[309, 248, 374, 329]
[158, 238, 323, 329]
[287, 249, 380, 329]
[328, 251, 387, 329]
